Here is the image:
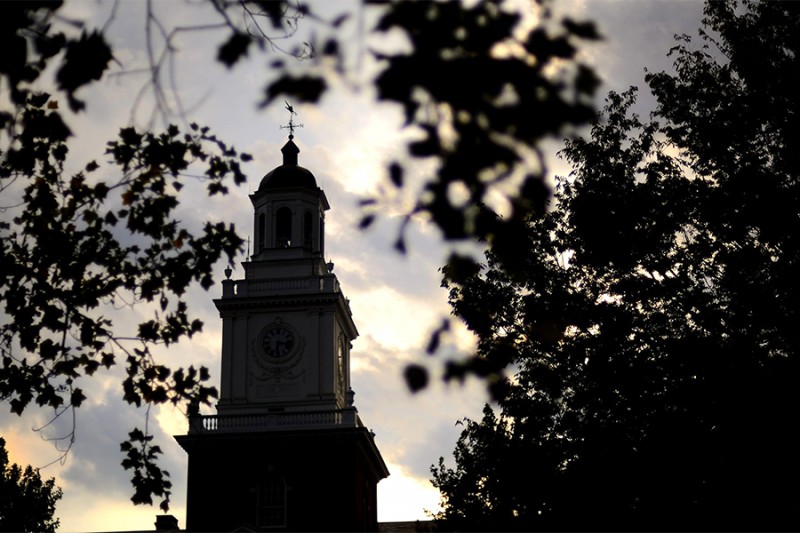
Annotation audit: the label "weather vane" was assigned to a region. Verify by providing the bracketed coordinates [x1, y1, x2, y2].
[280, 101, 303, 139]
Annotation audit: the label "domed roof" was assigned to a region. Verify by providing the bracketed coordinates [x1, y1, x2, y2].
[256, 137, 318, 192]
[258, 164, 318, 191]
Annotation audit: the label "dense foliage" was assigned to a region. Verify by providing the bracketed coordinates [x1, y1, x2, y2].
[0, 0, 599, 509]
[0, 437, 62, 533]
[1, 1, 257, 509]
[433, 1, 800, 530]
[362, 0, 600, 391]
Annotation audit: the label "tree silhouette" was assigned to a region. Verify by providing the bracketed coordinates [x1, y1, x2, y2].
[0, 437, 62, 533]
[433, 1, 800, 530]
[1, 0, 600, 510]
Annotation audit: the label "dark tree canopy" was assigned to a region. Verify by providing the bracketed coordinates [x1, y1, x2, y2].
[361, 0, 600, 391]
[0, 0, 600, 510]
[0, 437, 62, 533]
[433, 1, 800, 530]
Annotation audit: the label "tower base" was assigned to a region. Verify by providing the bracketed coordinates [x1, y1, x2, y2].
[176, 426, 388, 532]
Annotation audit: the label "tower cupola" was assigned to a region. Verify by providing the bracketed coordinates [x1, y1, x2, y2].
[249, 136, 329, 266]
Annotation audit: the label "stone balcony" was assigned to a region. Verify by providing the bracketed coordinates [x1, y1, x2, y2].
[188, 407, 363, 434]
[221, 274, 340, 298]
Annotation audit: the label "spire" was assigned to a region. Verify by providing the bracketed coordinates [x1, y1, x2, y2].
[281, 139, 299, 166]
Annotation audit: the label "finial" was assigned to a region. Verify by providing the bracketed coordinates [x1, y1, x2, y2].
[280, 101, 303, 139]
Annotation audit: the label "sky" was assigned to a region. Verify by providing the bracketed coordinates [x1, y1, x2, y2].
[0, 1, 707, 530]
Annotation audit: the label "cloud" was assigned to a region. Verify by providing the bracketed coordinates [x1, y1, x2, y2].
[0, 386, 190, 532]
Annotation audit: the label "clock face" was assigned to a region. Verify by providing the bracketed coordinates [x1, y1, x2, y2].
[262, 326, 295, 358]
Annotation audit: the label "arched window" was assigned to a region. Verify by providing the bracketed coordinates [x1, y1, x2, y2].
[276, 207, 292, 248]
[303, 211, 313, 247]
[258, 213, 266, 250]
[256, 476, 287, 528]
[320, 217, 325, 254]
[337, 336, 345, 395]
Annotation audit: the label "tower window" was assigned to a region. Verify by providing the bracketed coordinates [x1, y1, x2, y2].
[320, 217, 325, 254]
[303, 211, 313, 247]
[258, 213, 266, 250]
[256, 476, 287, 529]
[276, 207, 292, 248]
[337, 336, 346, 396]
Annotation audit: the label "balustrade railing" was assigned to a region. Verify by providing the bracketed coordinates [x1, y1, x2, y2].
[222, 274, 339, 298]
[189, 407, 361, 434]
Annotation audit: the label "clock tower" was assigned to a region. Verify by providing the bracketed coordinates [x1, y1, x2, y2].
[176, 135, 389, 532]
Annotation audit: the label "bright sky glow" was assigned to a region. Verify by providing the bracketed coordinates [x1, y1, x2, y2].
[377, 462, 444, 522]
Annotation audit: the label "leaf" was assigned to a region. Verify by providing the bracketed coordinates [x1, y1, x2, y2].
[70, 388, 86, 407]
[388, 162, 403, 188]
[394, 235, 407, 255]
[217, 33, 251, 68]
[56, 30, 114, 111]
[563, 18, 602, 40]
[409, 136, 441, 158]
[359, 214, 375, 229]
[101, 352, 115, 369]
[426, 319, 450, 355]
[80, 321, 94, 345]
[262, 75, 326, 107]
[35, 31, 66, 59]
[404, 364, 429, 393]
[322, 39, 339, 57]
[442, 254, 480, 286]
[331, 13, 349, 28]
[27, 92, 51, 108]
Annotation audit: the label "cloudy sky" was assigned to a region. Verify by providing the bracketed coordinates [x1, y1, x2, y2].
[0, 1, 707, 530]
